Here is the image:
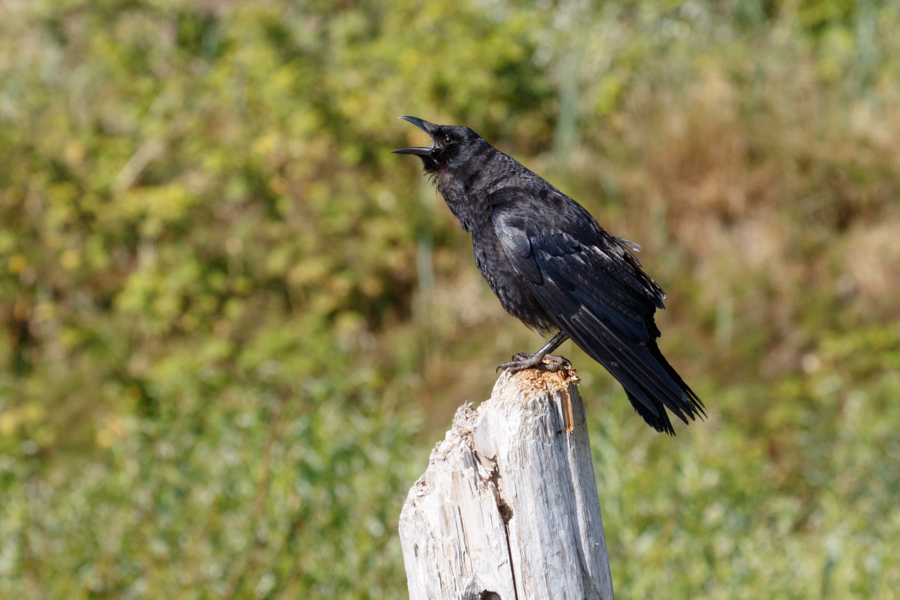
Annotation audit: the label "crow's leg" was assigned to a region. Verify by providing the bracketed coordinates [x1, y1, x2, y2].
[496, 331, 571, 373]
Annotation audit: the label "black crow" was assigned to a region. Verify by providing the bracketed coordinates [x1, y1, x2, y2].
[393, 116, 704, 434]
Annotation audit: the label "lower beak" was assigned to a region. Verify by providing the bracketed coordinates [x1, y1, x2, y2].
[391, 146, 432, 155]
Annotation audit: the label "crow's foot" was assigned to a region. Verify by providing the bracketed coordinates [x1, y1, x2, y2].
[496, 353, 572, 374]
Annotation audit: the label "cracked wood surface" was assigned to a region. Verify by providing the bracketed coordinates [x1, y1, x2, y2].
[399, 369, 614, 600]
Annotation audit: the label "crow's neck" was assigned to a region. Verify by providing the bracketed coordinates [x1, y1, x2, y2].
[435, 150, 519, 232]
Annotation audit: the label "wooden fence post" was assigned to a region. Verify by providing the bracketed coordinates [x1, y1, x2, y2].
[399, 368, 615, 600]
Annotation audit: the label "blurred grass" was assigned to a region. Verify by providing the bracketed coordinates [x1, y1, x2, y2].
[1, 0, 900, 598]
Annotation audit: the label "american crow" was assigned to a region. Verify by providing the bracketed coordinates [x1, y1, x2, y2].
[393, 116, 704, 434]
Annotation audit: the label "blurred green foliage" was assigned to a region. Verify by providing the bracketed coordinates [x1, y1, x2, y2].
[1, 0, 899, 598]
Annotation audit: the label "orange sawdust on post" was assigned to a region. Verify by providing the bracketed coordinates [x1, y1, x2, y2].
[509, 367, 580, 433]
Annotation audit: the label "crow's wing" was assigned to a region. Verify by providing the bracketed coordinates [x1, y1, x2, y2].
[491, 189, 704, 434]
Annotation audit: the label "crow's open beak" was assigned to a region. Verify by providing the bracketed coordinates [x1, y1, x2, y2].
[392, 116, 436, 155]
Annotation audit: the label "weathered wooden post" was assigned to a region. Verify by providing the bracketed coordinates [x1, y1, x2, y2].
[399, 368, 614, 600]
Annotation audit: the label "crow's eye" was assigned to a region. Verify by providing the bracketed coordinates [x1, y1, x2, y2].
[443, 134, 453, 145]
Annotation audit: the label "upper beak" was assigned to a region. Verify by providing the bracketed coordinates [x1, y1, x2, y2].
[392, 116, 437, 155]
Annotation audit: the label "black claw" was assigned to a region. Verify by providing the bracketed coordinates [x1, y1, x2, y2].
[543, 355, 572, 369]
[496, 353, 571, 373]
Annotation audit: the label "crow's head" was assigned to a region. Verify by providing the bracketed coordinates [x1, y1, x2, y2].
[392, 116, 488, 174]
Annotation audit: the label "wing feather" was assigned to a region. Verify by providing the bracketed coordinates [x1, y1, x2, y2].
[491, 192, 704, 434]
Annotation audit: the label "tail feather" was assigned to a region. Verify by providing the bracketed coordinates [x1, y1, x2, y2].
[564, 310, 704, 435]
[623, 344, 704, 435]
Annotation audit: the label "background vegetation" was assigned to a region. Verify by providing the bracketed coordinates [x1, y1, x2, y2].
[1, 0, 899, 598]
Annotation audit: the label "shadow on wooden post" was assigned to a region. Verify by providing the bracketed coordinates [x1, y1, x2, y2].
[399, 368, 614, 600]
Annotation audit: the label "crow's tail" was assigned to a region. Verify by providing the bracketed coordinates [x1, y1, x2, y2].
[565, 314, 705, 435]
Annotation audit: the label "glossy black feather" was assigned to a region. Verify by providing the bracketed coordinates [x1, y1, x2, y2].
[491, 192, 705, 434]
